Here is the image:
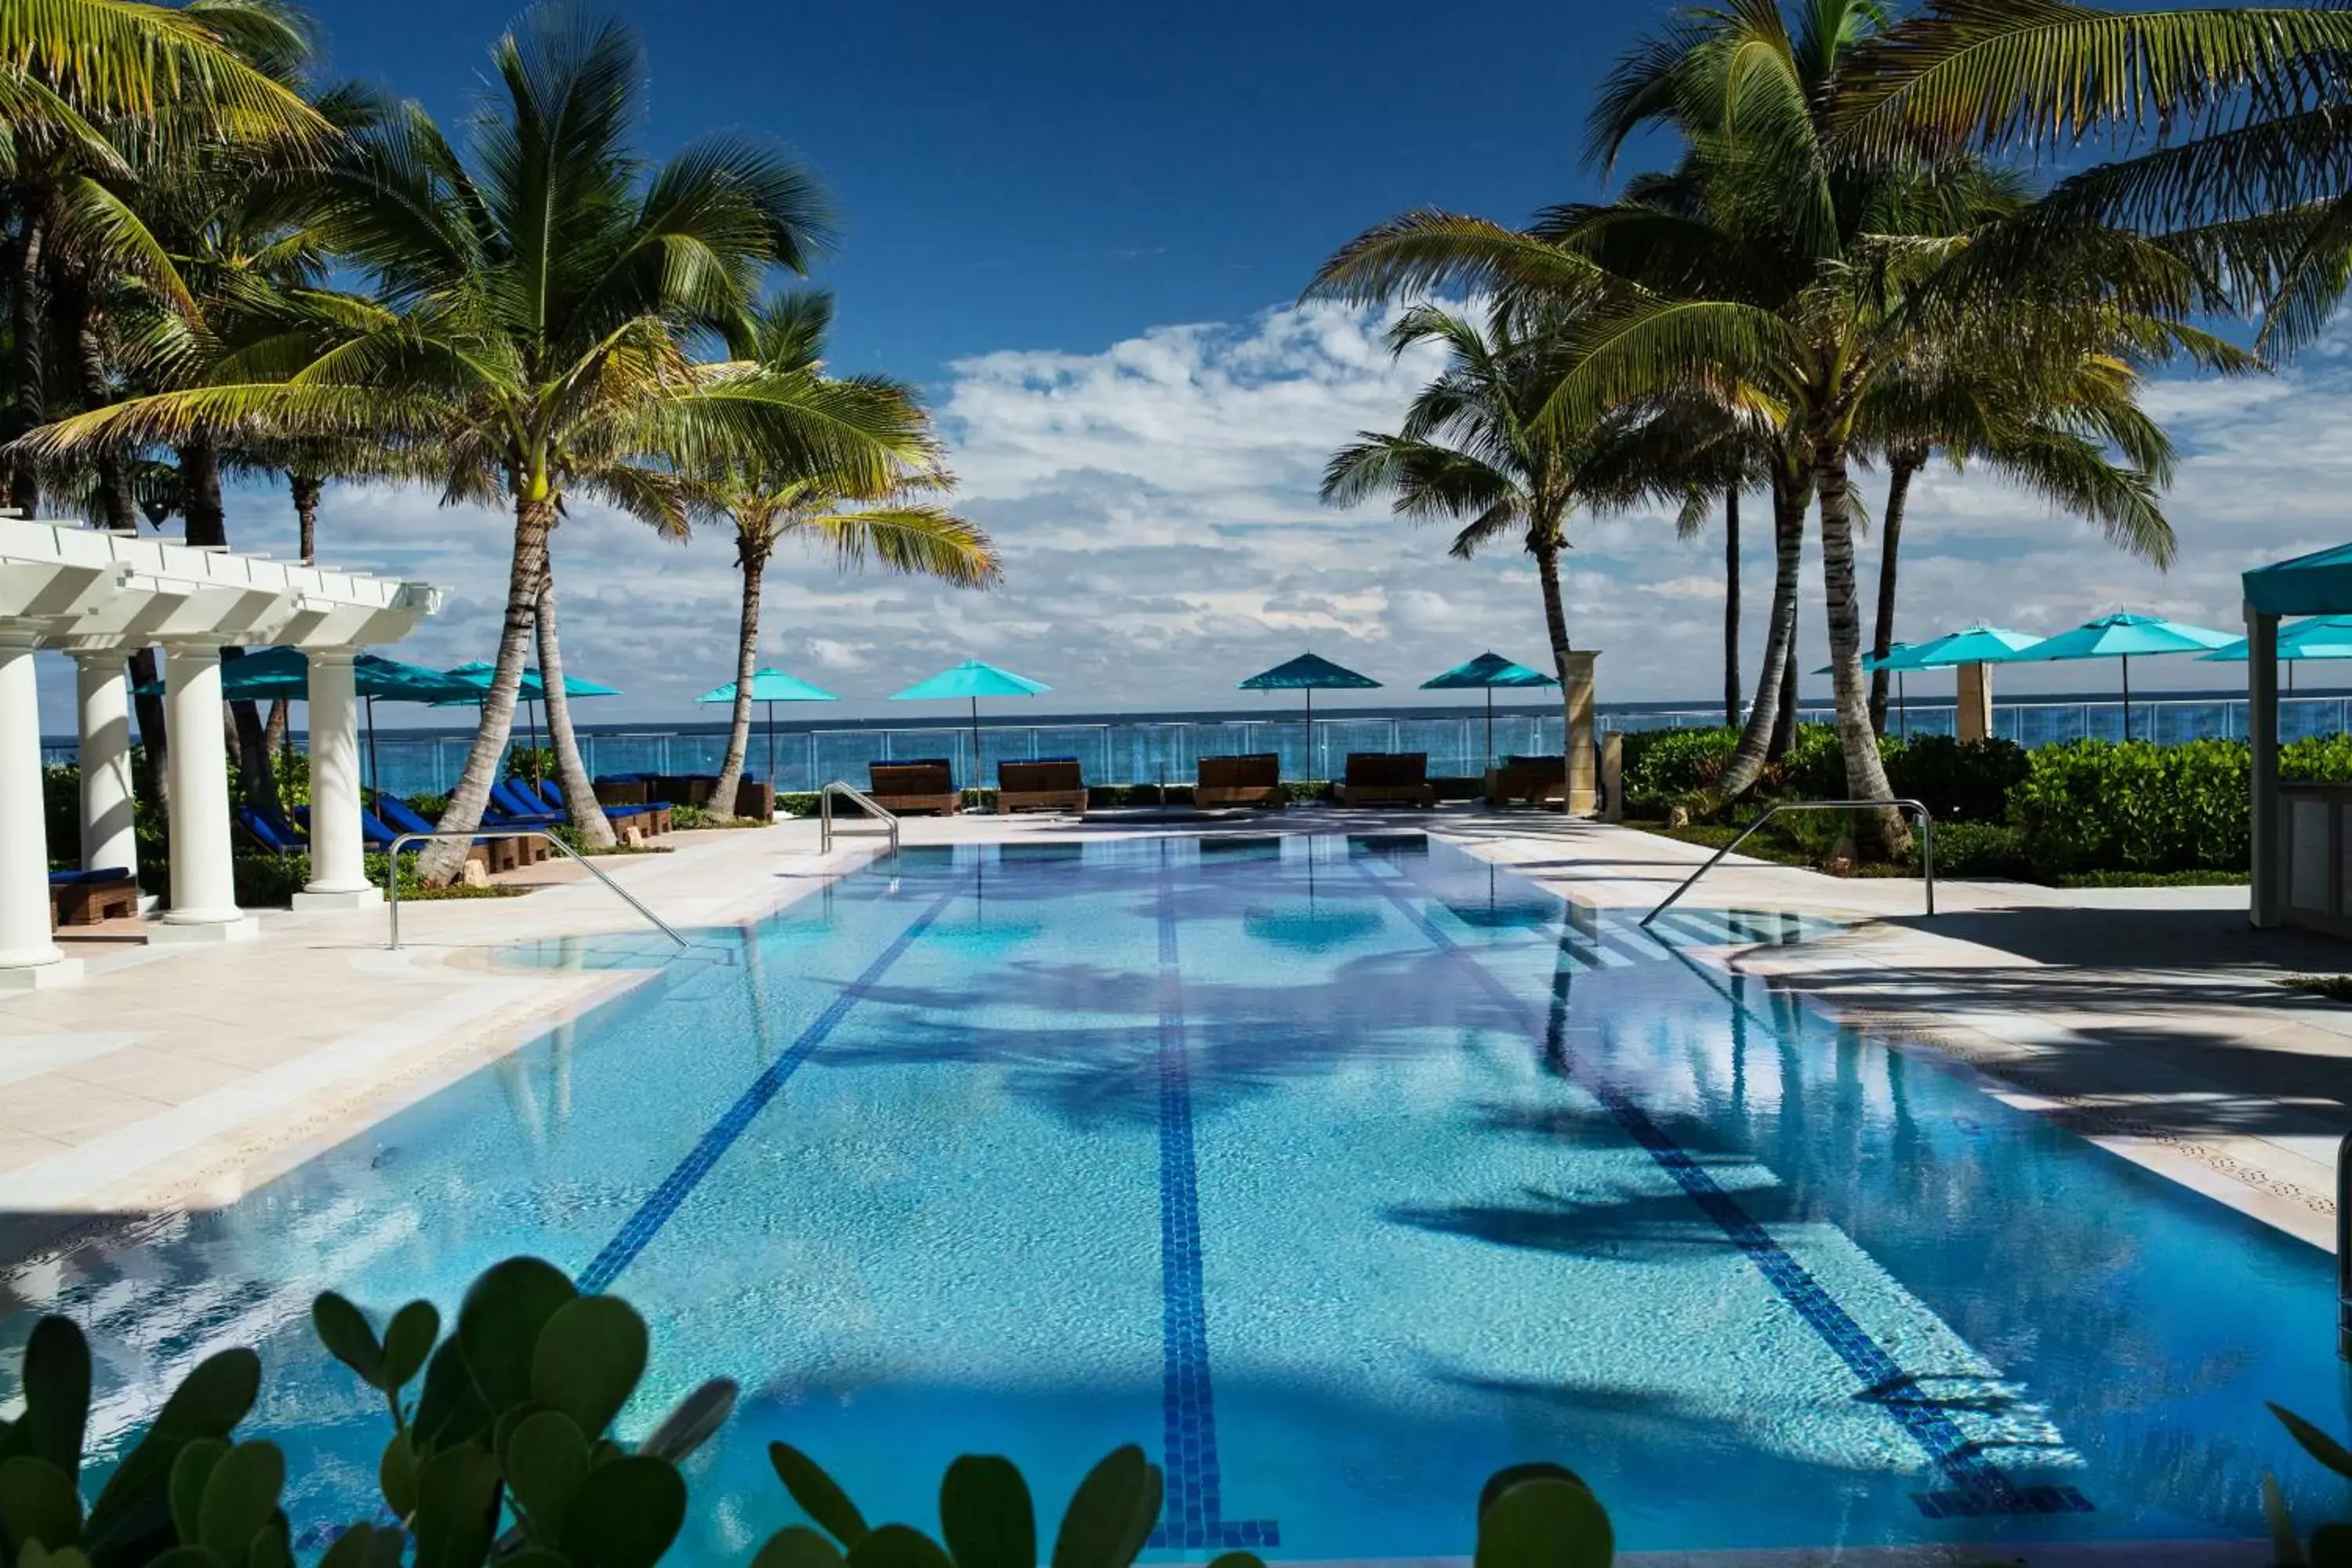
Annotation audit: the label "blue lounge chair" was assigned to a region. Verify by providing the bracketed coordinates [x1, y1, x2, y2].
[236, 801, 307, 856]
[365, 793, 525, 871]
[539, 779, 668, 835]
[487, 779, 564, 828]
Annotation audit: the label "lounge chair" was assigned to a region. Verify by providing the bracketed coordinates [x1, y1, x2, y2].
[486, 779, 565, 832]
[997, 757, 1087, 815]
[592, 775, 652, 807]
[1483, 753, 1568, 807]
[371, 791, 526, 870]
[733, 777, 777, 820]
[869, 760, 960, 815]
[1336, 752, 1436, 808]
[234, 801, 308, 857]
[49, 867, 137, 925]
[1194, 753, 1283, 811]
[539, 779, 670, 835]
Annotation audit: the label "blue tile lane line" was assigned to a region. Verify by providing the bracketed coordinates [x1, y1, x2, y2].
[1147, 852, 1279, 1552]
[576, 877, 971, 1294]
[1348, 855, 2092, 1521]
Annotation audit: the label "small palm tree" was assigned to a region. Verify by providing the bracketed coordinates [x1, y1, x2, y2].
[699, 293, 998, 816]
[20, 7, 933, 883]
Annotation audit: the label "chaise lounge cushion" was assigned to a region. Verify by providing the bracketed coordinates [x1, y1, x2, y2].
[869, 760, 960, 815]
[997, 758, 1087, 814]
[1194, 753, 1284, 809]
[1337, 752, 1436, 808]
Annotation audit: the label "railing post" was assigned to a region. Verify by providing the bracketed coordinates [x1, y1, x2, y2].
[2339, 1127, 2350, 1361]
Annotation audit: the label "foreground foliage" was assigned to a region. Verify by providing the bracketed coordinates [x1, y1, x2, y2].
[0, 1257, 1617, 1568]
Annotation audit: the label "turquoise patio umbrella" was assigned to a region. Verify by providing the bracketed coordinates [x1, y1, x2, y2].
[1421, 651, 1558, 765]
[698, 667, 838, 783]
[1890, 624, 2047, 668]
[2199, 614, 2352, 691]
[1984, 612, 2234, 739]
[891, 659, 1051, 784]
[1240, 652, 1381, 777]
[1813, 642, 1923, 734]
[435, 660, 623, 777]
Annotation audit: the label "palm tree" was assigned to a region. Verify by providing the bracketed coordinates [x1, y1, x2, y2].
[19, 7, 934, 883]
[1323, 303, 1674, 800]
[1311, 0, 2217, 857]
[700, 293, 999, 818]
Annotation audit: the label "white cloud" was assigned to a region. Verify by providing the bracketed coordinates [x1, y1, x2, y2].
[32, 301, 2352, 734]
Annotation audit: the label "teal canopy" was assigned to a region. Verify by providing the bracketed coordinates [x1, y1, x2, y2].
[891, 659, 1051, 701]
[437, 660, 622, 702]
[2203, 615, 2352, 661]
[1419, 652, 1556, 691]
[132, 647, 467, 702]
[1813, 642, 1921, 676]
[1984, 612, 2232, 662]
[1885, 625, 2045, 670]
[1239, 652, 1379, 691]
[699, 668, 840, 704]
[2245, 542, 2352, 617]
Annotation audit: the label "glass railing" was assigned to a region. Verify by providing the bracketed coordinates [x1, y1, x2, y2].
[38, 695, 2352, 798]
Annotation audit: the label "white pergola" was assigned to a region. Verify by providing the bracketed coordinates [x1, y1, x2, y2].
[1, 517, 442, 988]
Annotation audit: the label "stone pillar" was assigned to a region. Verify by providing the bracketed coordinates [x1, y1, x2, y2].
[73, 652, 138, 883]
[2249, 608, 2281, 930]
[1563, 650, 1599, 815]
[1955, 661, 1993, 742]
[156, 643, 256, 940]
[295, 647, 378, 909]
[1599, 732, 1624, 824]
[0, 634, 76, 986]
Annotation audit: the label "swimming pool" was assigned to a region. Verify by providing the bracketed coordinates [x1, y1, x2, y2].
[0, 833, 2337, 1558]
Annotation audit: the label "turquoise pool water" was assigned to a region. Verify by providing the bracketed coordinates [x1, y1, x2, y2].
[0, 833, 2339, 1558]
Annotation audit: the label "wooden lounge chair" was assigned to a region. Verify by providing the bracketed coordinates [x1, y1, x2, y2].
[1194, 753, 1283, 810]
[733, 779, 777, 820]
[49, 868, 137, 926]
[869, 759, 960, 815]
[1336, 752, 1436, 808]
[997, 757, 1087, 815]
[1484, 753, 1568, 807]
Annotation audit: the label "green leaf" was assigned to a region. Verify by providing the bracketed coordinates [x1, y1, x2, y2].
[376, 1433, 419, 1521]
[1475, 1464, 1590, 1520]
[503, 1411, 590, 1545]
[2263, 1471, 2306, 1566]
[846, 1526, 952, 1568]
[170, 1441, 230, 1544]
[557, 1456, 685, 1568]
[247, 1518, 293, 1568]
[456, 1259, 576, 1415]
[412, 1341, 492, 1450]
[19, 1542, 93, 1568]
[939, 1456, 1033, 1568]
[311, 1296, 386, 1390]
[636, 1379, 736, 1463]
[769, 1443, 869, 1549]
[22, 1319, 92, 1479]
[0, 1454, 85, 1554]
[1472, 1479, 1613, 1568]
[528, 1298, 647, 1439]
[752, 1526, 844, 1568]
[195, 1443, 284, 1564]
[409, 1446, 501, 1568]
[317, 1524, 387, 1568]
[154, 1352, 262, 1442]
[498, 1552, 573, 1568]
[1050, 1446, 1158, 1568]
[2274, 1405, 2352, 1483]
[2318, 1523, 2352, 1568]
[143, 1548, 231, 1568]
[381, 1304, 441, 1395]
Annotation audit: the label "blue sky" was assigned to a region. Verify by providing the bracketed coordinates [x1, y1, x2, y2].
[32, 1, 2352, 731]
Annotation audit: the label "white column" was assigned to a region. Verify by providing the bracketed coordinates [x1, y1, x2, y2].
[72, 652, 138, 882]
[0, 634, 75, 985]
[2249, 607, 2281, 930]
[295, 647, 377, 909]
[155, 642, 256, 940]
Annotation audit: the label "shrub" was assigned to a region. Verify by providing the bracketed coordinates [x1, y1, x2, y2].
[1619, 726, 1739, 815]
[1915, 821, 2031, 879]
[0, 1257, 1616, 1568]
[2009, 738, 2249, 874]
[1886, 735, 2029, 824]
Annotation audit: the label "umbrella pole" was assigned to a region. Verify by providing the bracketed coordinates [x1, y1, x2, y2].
[1305, 688, 1314, 783]
[1898, 673, 1907, 739]
[1486, 688, 1495, 768]
[971, 696, 982, 798]
[765, 700, 776, 786]
[2121, 655, 2132, 742]
[365, 695, 379, 799]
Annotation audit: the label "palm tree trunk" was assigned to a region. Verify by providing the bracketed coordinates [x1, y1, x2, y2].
[1770, 604, 1799, 759]
[1716, 473, 1809, 800]
[1722, 488, 1740, 728]
[65, 285, 137, 534]
[263, 474, 321, 764]
[711, 543, 768, 819]
[1815, 442, 1909, 859]
[129, 648, 168, 817]
[179, 437, 278, 810]
[1868, 449, 1922, 735]
[535, 555, 616, 848]
[417, 498, 555, 884]
[1535, 532, 1573, 814]
[9, 208, 45, 516]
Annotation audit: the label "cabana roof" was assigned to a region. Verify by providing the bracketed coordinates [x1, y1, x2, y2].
[2243, 542, 2352, 618]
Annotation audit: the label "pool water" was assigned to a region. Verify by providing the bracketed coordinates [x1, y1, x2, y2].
[2, 833, 2341, 1558]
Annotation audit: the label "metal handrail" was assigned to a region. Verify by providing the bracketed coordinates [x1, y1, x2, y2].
[819, 781, 899, 855]
[1639, 797, 1936, 927]
[384, 829, 688, 952]
[2338, 1128, 2350, 1361]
